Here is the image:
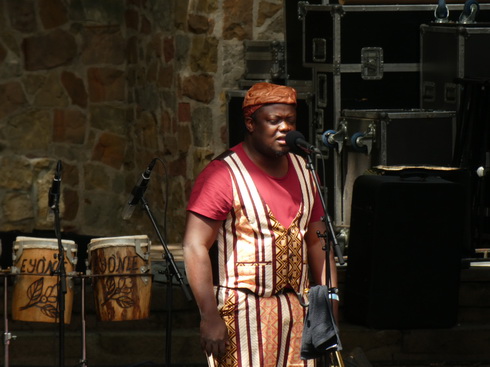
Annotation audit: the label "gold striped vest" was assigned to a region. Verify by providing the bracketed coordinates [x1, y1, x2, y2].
[215, 151, 317, 298]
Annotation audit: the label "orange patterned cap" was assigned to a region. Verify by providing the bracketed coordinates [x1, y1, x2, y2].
[242, 82, 297, 119]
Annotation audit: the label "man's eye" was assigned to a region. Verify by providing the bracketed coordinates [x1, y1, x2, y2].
[267, 119, 296, 125]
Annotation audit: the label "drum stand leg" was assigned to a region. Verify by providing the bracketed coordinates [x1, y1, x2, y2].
[3, 275, 16, 367]
[79, 277, 88, 367]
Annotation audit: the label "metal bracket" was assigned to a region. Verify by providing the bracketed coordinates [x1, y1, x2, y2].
[361, 47, 384, 80]
[297, 1, 308, 21]
[351, 123, 376, 155]
[328, 120, 348, 153]
[4, 331, 17, 344]
[134, 238, 149, 262]
[336, 228, 349, 255]
[331, 4, 345, 18]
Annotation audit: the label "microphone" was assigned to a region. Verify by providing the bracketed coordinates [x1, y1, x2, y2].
[122, 158, 157, 220]
[285, 131, 321, 155]
[48, 160, 62, 209]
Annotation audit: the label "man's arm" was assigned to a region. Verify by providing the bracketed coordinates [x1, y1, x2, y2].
[182, 211, 228, 358]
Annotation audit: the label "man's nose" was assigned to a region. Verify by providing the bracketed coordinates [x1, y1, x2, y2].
[279, 120, 295, 130]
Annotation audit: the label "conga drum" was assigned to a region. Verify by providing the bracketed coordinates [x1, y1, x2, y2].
[11, 236, 78, 323]
[87, 235, 152, 321]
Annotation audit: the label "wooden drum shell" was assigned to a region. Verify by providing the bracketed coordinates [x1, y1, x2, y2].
[87, 235, 152, 322]
[11, 237, 77, 324]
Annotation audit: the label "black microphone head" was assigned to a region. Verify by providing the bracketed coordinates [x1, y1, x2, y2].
[53, 160, 63, 181]
[285, 130, 307, 156]
[285, 130, 305, 147]
[49, 160, 63, 209]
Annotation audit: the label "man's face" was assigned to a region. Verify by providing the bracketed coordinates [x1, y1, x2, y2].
[246, 103, 297, 157]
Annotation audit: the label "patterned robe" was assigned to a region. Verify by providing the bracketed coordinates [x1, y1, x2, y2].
[209, 151, 317, 367]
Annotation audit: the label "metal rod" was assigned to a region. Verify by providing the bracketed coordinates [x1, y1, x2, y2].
[3, 274, 10, 367]
[80, 277, 88, 367]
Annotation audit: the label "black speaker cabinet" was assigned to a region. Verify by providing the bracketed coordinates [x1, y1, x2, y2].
[345, 173, 466, 329]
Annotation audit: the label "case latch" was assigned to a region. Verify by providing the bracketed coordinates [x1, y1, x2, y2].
[444, 82, 458, 104]
[422, 81, 436, 103]
[312, 38, 327, 63]
[361, 47, 384, 80]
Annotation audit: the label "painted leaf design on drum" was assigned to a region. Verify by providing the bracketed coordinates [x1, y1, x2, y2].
[40, 304, 59, 319]
[19, 278, 60, 320]
[117, 277, 132, 293]
[21, 278, 44, 308]
[101, 276, 135, 308]
[116, 295, 135, 308]
[105, 276, 117, 297]
[44, 284, 58, 303]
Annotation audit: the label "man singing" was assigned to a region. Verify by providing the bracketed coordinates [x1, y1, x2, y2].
[183, 82, 338, 367]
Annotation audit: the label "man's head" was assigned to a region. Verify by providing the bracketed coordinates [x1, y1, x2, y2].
[242, 82, 297, 121]
[241, 82, 298, 158]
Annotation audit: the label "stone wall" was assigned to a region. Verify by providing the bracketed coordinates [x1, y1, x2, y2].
[0, 0, 285, 250]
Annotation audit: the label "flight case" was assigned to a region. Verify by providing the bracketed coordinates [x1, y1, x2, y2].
[334, 108, 456, 226]
[420, 23, 490, 110]
[300, 3, 490, 129]
[302, 3, 434, 129]
[340, 108, 456, 166]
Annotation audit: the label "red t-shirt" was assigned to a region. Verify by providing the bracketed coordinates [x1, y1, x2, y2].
[187, 143, 324, 228]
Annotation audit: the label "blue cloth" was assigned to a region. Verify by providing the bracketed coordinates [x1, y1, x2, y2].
[300, 285, 342, 360]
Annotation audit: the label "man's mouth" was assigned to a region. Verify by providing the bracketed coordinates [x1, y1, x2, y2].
[277, 136, 287, 144]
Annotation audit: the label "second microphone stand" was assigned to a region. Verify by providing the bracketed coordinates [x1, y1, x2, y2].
[140, 196, 192, 367]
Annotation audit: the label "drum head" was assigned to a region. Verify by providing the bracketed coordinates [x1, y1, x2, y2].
[88, 235, 149, 252]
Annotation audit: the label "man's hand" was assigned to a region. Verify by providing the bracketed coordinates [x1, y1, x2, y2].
[200, 312, 229, 358]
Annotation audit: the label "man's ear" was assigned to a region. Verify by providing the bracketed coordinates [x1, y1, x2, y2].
[244, 116, 255, 132]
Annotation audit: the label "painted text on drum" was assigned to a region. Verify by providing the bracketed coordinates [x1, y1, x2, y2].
[19, 254, 71, 274]
[93, 253, 142, 274]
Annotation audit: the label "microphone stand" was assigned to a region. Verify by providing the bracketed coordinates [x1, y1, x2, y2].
[304, 152, 345, 367]
[304, 153, 345, 266]
[140, 196, 192, 367]
[3, 271, 15, 367]
[49, 162, 66, 367]
[79, 276, 88, 367]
